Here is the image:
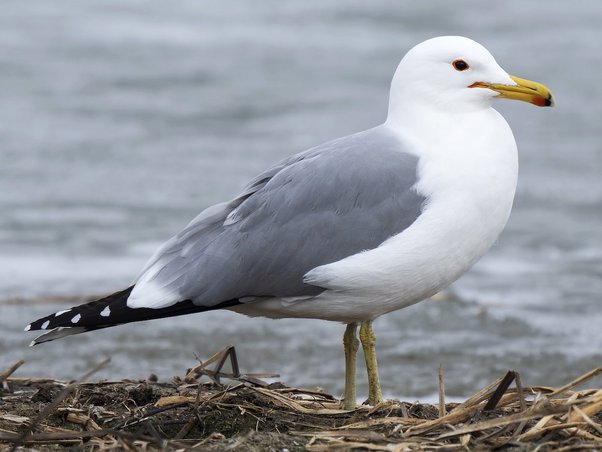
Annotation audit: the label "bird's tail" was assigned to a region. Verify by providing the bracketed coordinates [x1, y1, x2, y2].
[25, 286, 239, 346]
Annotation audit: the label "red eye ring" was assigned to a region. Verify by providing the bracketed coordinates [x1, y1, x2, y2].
[452, 59, 470, 71]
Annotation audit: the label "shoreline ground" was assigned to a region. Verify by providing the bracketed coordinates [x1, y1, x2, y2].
[1, 349, 601, 451]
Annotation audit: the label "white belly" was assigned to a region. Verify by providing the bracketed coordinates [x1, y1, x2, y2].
[231, 110, 518, 323]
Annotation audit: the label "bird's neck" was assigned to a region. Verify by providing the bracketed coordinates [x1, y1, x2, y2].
[385, 102, 507, 156]
[387, 97, 488, 132]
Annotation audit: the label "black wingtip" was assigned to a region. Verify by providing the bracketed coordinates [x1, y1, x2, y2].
[25, 286, 242, 345]
[26, 286, 135, 333]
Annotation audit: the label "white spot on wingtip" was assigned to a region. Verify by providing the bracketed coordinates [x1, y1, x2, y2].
[29, 340, 37, 347]
[55, 309, 71, 317]
[100, 306, 111, 317]
[24, 324, 31, 332]
[41, 320, 50, 330]
[71, 314, 81, 324]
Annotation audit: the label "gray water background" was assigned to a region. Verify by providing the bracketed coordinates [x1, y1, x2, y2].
[1, 1, 601, 400]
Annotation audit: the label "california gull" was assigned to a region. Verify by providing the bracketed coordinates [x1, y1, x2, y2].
[26, 36, 554, 409]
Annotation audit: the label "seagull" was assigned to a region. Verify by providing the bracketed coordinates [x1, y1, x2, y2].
[26, 36, 553, 409]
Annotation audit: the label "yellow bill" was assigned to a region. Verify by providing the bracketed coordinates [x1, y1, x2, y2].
[470, 75, 555, 107]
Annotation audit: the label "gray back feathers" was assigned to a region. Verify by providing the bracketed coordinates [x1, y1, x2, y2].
[137, 125, 426, 306]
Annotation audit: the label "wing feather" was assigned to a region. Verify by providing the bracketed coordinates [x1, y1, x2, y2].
[130, 125, 426, 309]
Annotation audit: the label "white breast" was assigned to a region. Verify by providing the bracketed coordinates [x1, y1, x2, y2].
[232, 107, 518, 323]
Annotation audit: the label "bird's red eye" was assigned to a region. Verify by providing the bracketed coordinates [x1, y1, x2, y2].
[452, 59, 469, 71]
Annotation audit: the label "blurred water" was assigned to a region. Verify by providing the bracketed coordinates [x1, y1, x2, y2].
[1, 0, 601, 398]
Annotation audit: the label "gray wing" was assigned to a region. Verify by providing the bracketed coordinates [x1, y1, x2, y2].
[135, 125, 426, 307]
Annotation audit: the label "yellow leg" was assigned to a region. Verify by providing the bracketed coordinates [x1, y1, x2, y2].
[360, 320, 383, 406]
[342, 322, 359, 410]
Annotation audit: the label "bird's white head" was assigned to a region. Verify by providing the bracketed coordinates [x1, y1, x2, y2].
[387, 36, 554, 122]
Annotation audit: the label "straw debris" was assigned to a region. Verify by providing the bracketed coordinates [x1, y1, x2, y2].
[0, 350, 601, 451]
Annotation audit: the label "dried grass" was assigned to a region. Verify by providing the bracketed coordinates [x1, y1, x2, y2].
[0, 349, 601, 451]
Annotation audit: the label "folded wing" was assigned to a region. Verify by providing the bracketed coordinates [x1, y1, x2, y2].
[128, 125, 427, 310]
